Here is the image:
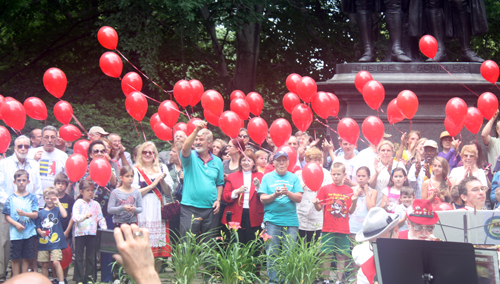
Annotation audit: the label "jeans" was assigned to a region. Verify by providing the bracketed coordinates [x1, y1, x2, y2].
[265, 222, 298, 284]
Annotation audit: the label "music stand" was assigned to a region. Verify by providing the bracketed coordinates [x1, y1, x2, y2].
[373, 239, 478, 284]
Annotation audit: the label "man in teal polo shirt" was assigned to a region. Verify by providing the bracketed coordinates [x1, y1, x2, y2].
[180, 120, 224, 239]
[258, 150, 303, 284]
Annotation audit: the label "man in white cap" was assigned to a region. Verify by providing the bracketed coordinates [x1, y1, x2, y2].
[408, 140, 438, 199]
[87, 126, 109, 142]
[353, 207, 399, 284]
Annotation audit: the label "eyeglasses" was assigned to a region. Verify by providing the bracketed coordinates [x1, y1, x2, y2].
[142, 150, 154, 156]
[274, 159, 288, 164]
[43, 136, 57, 140]
[412, 224, 435, 232]
[238, 135, 248, 138]
[463, 154, 476, 159]
[469, 186, 488, 193]
[93, 149, 106, 154]
[16, 144, 30, 150]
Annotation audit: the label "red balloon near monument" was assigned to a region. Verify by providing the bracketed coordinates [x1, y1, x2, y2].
[337, 117, 359, 145]
[99, 52, 123, 78]
[326, 92, 340, 117]
[292, 103, 313, 132]
[24, 97, 47, 121]
[270, 118, 292, 148]
[121, 72, 142, 97]
[65, 154, 87, 182]
[481, 60, 499, 84]
[189, 79, 204, 107]
[97, 26, 118, 50]
[89, 158, 112, 187]
[125, 92, 148, 121]
[302, 162, 324, 192]
[230, 98, 250, 120]
[296, 76, 317, 103]
[362, 116, 385, 146]
[201, 90, 224, 116]
[1, 98, 26, 131]
[59, 124, 82, 142]
[0, 126, 11, 154]
[283, 92, 301, 114]
[43, 68, 67, 99]
[463, 107, 483, 135]
[444, 116, 463, 137]
[73, 140, 90, 159]
[362, 80, 385, 110]
[173, 80, 193, 108]
[311, 91, 334, 119]
[54, 100, 73, 125]
[419, 35, 438, 59]
[246, 92, 264, 116]
[158, 100, 180, 128]
[247, 117, 268, 145]
[396, 90, 419, 119]
[354, 70, 373, 94]
[386, 98, 405, 125]
[219, 111, 242, 138]
[478, 92, 499, 120]
[286, 73, 302, 93]
[230, 90, 246, 102]
[445, 97, 467, 127]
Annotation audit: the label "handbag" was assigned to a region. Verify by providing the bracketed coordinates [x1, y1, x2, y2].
[135, 166, 180, 221]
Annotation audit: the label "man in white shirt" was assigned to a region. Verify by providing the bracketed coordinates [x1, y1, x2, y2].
[408, 140, 438, 199]
[333, 138, 358, 186]
[481, 109, 500, 170]
[0, 135, 42, 280]
[27, 125, 68, 207]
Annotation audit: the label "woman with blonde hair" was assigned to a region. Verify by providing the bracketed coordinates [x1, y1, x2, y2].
[295, 147, 333, 243]
[132, 141, 174, 270]
[449, 144, 488, 187]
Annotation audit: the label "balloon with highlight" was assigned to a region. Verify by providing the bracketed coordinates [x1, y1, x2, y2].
[54, 101, 73, 125]
[230, 98, 250, 120]
[337, 118, 360, 145]
[204, 110, 220, 126]
[396, 90, 419, 119]
[173, 122, 188, 134]
[73, 140, 90, 159]
[173, 80, 193, 108]
[219, 111, 242, 138]
[150, 113, 161, 130]
[444, 116, 463, 137]
[0, 126, 11, 153]
[292, 104, 313, 132]
[121, 72, 142, 97]
[24, 97, 47, 121]
[386, 98, 405, 125]
[59, 125, 82, 142]
[189, 79, 204, 107]
[296, 76, 317, 103]
[89, 158, 112, 187]
[247, 117, 268, 145]
[65, 154, 87, 182]
[311, 92, 334, 119]
[125, 92, 148, 121]
[43, 68, 67, 98]
[445, 97, 468, 127]
[283, 92, 301, 114]
[354, 71, 373, 94]
[478, 92, 499, 121]
[201, 90, 224, 116]
[158, 100, 180, 128]
[286, 73, 302, 93]
[154, 122, 173, 141]
[99, 52, 123, 78]
[362, 116, 385, 146]
[362, 80, 385, 110]
[246, 92, 264, 116]
[97, 26, 118, 50]
[481, 60, 499, 84]
[186, 118, 203, 136]
[270, 118, 292, 148]
[302, 162, 324, 192]
[326, 92, 340, 117]
[1, 98, 26, 131]
[419, 35, 438, 59]
[230, 90, 246, 102]
[463, 107, 483, 135]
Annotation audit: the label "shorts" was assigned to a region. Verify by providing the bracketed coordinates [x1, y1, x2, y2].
[321, 232, 351, 255]
[10, 236, 37, 260]
[38, 249, 63, 262]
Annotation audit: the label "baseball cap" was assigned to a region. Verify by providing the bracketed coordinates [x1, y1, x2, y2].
[423, 140, 438, 149]
[273, 151, 288, 160]
[88, 126, 109, 136]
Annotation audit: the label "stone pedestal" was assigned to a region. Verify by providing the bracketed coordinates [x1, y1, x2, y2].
[317, 62, 499, 148]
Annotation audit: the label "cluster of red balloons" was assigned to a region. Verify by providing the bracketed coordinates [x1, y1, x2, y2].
[355, 71, 385, 111]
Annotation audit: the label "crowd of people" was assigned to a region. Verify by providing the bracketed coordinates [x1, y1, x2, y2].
[1, 110, 500, 283]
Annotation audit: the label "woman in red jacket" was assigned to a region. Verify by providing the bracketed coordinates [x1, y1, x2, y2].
[221, 149, 264, 244]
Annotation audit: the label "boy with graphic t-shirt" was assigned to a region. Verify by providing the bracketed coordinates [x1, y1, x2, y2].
[2, 169, 39, 277]
[36, 187, 67, 284]
[313, 162, 359, 284]
[54, 173, 74, 281]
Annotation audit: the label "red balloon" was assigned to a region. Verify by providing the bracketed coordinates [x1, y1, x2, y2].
[173, 122, 187, 134]
[204, 109, 220, 126]
[186, 118, 203, 136]
[419, 35, 438, 59]
[230, 90, 246, 102]
[433, 202, 454, 211]
[219, 111, 242, 138]
[292, 104, 313, 132]
[354, 71, 373, 94]
[99, 51, 123, 78]
[396, 90, 419, 119]
[24, 97, 47, 120]
[89, 158, 112, 187]
[0, 98, 26, 131]
[201, 90, 224, 116]
[154, 122, 173, 141]
[481, 60, 499, 84]
[277, 145, 298, 172]
[445, 97, 468, 127]
[125, 92, 148, 121]
[0, 95, 4, 120]
[296, 76, 317, 103]
[0, 126, 11, 153]
[302, 162, 324, 192]
[337, 118, 360, 145]
[247, 117, 268, 145]
[97, 26, 118, 50]
[362, 80, 385, 110]
[478, 92, 499, 120]
[61, 244, 72, 269]
[150, 113, 161, 130]
[246, 92, 264, 116]
[326, 92, 340, 117]
[283, 92, 301, 114]
[386, 98, 405, 125]
[54, 100, 73, 125]
[362, 116, 385, 146]
[158, 100, 180, 127]
[444, 116, 463, 137]
[230, 98, 250, 120]
[59, 125, 82, 142]
[73, 140, 90, 159]
[65, 154, 87, 182]
[43, 68, 67, 98]
[173, 80, 193, 108]
[464, 107, 483, 135]
[286, 73, 302, 93]
[270, 118, 292, 148]
[311, 92, 334, 119]
[189, 79, 204, 107]
[121, 72, 142, 97]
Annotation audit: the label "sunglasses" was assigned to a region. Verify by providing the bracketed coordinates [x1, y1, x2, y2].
[412, 224, 435, 232]
[238, 135, 248, 138]
[17, 144, 30, 150]
[93, 149, 106, 154]
[142, 150, 154, 156]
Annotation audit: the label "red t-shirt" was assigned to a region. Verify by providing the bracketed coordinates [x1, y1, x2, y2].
[316, 184, 353, 234]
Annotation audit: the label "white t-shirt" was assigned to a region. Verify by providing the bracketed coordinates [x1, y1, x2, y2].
[449, 166, 488, 187]
[352, 242, 374, 284]
[334, 155, 357, 183]
[27, 147, 68, 207]
[487, 137, 500, 170]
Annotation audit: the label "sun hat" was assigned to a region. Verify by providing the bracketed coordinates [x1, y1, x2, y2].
[406, 199, 439, 225]
[440, 131, 451, 139]
[356, 207, 400, 242]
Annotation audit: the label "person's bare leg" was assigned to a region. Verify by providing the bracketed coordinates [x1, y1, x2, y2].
[21, 259, 30, 273]
[41, 262, 49, 278]
[154, 257, 163, 273]
[335, 253, 348, 281]
[52, 261, 64, 282]
[11, 260, 20, 277]
[322, 253, 332, 278]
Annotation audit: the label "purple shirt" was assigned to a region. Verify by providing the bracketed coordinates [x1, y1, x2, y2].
[438, 148, 461, 171]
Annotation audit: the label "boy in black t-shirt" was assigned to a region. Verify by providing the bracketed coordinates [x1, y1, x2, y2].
[54, 173, 74, 280]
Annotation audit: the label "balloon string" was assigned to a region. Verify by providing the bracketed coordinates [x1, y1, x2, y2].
[71, 114, 88, 135]
[184, 109, 191, 120]
[496, 84, 500, 92]
[122, 81, 162, 104]
[314, 118, 338, 135]
[132, 119, 142, 143]
[139, 121, 147, 142]
[115, 49, 173, 100]
[379, 108, 385, 114]
[410, 120, 412, 132]
[248, 141, 273, 154]
[432, 59, 479, 97]
[392, 124, 404, 134]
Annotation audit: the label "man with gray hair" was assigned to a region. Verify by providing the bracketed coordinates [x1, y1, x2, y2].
[0, 135, 42, 280]
[180, 121, 224, 238]
[27, 126, 68, 207]
[159, 130, 187, 165]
